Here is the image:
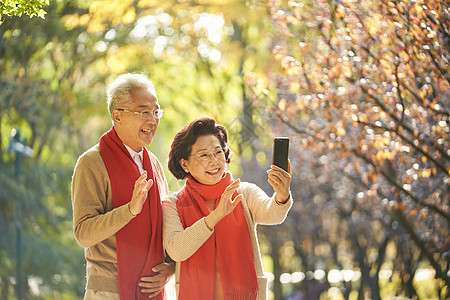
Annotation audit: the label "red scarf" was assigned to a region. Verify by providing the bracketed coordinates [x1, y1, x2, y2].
[176, 172, 258, 300]
[99, 127, 165, 300]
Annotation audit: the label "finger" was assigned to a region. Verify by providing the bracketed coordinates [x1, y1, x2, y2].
[151, 262, 167, 273]
[268, 176, 289, 191]
[140, 285, 162, 294]
[140, 277, 164, 285]
[135, 171, 148, 184]
[225, 179, 240, 191]
[136, 179, 153, 199]
[134, 177, 149, 193]
[224, 179, 240, 194]
[231, 194, 243, 205]
[267, 177, 281, 188]
[269, 165, 290, 177]
[268, 167, 291, 182]
[145, 179, 154, 191]
[144, 289, 163, 298]
[222, 186, 239, 200]
[287, 159, 292, 174]
[267, 172, 285, 186]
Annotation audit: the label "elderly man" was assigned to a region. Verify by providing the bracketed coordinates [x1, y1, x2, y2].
[71, 73, 174, 300]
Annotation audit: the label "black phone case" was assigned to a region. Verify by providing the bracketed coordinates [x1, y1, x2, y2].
[272, 137, 289, 171]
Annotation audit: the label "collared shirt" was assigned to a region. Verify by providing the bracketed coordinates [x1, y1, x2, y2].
[124, 144, 145, 174]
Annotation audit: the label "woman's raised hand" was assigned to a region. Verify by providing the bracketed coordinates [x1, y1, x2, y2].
[204, 179, 243, 230]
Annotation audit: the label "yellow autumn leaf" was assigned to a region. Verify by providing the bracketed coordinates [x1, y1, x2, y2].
[289, 81, 300, 92]
[336, 127, 346, 136]
[302, 138, 308, 147]
[122, 8, 136, 25]
[368, 13, 382, 35]
[62, 13, 80, 29]
[279, 99, 287, 111]
[376, 151, 384, 161]
[407, 208, 418, 219]
[398, 50, 410, 63]
[87, 21, 107, 33]
[419, 168, 432, 178]
[296, 99, 304, 110]
[368, 172, 379, 182]
[79, 14, 91, 26]
[137, 0, 160, 7]
[311, 101, 320, 109]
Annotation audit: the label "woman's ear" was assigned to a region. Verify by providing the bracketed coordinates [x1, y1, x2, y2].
[180, 159, 189, 172]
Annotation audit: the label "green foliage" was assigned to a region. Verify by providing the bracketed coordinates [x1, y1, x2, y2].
[0, 0, 49, 24]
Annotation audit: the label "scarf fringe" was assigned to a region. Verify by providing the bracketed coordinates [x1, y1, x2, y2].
[225, 287, 258, 300]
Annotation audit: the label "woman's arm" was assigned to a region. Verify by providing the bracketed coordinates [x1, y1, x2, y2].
[244, 161, 293, 224]
[162, 194, 213, 261]
[241, 182, 292, 225]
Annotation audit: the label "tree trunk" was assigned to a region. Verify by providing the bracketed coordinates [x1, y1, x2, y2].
[271, 236, 283, 300]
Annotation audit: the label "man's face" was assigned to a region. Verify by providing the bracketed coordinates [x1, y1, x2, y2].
[112, 88, 161, 152]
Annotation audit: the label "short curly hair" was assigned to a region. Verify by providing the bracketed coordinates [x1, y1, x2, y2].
[168, 117, 232, 180]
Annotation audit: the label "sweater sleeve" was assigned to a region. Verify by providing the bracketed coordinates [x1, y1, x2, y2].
[162, 194, 213, 262]
[71, 146, 134, 248]
[240, 182, 292, 225]
[148, 150, 169, 199]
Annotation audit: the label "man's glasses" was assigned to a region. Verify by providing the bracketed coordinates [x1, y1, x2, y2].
[190, 149, 226, 162]
[117, 108, 164, 120]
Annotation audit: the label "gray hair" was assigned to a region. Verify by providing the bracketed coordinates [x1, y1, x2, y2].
[106, 73, 157, 114]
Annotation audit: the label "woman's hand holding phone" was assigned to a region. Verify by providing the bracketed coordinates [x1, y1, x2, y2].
[268, 160, 292, 204]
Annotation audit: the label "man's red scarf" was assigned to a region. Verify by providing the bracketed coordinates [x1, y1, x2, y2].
[176, 172, 258, 300]
[99, 127, 165, 300]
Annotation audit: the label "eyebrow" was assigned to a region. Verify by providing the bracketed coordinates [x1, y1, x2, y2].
[194, 145, 222, 153]
[135, 104, 161, 110]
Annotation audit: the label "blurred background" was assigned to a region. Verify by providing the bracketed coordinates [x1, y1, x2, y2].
[0, 0, 448, 299]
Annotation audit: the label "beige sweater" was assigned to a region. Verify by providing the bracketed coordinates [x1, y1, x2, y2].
[162, 182, 292, 300]
[71, 144, 169, 293]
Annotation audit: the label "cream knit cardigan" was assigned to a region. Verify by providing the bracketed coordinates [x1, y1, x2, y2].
[162, 182, 292, 300]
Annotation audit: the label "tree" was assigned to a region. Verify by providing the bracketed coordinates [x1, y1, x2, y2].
[247, 0, 449, 298]
[0, 0, 100, 297]
[0, 0, 49, 24]
[1, 0, 273, 297]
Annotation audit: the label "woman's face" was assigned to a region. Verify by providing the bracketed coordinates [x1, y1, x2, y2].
[180, 134, 227, 185]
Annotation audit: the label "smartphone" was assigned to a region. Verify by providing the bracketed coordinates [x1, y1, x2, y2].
[272, 137, 289, 171]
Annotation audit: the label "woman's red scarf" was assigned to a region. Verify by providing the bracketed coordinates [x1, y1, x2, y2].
[176, 172, 258, 300]
[99, 127, 165, 300]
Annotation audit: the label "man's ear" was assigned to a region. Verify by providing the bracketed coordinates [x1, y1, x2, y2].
[112, 110, 121, 123]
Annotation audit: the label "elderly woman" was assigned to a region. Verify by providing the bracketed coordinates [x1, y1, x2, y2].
[162, 117, 293, 300]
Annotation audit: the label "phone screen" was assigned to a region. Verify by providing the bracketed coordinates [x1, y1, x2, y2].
[272, 137, 289, 171]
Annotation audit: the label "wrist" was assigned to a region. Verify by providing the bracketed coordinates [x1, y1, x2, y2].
[128, 203, 136, 216]
[205, 210, 219, 231]
[275, 194, 289, 205]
